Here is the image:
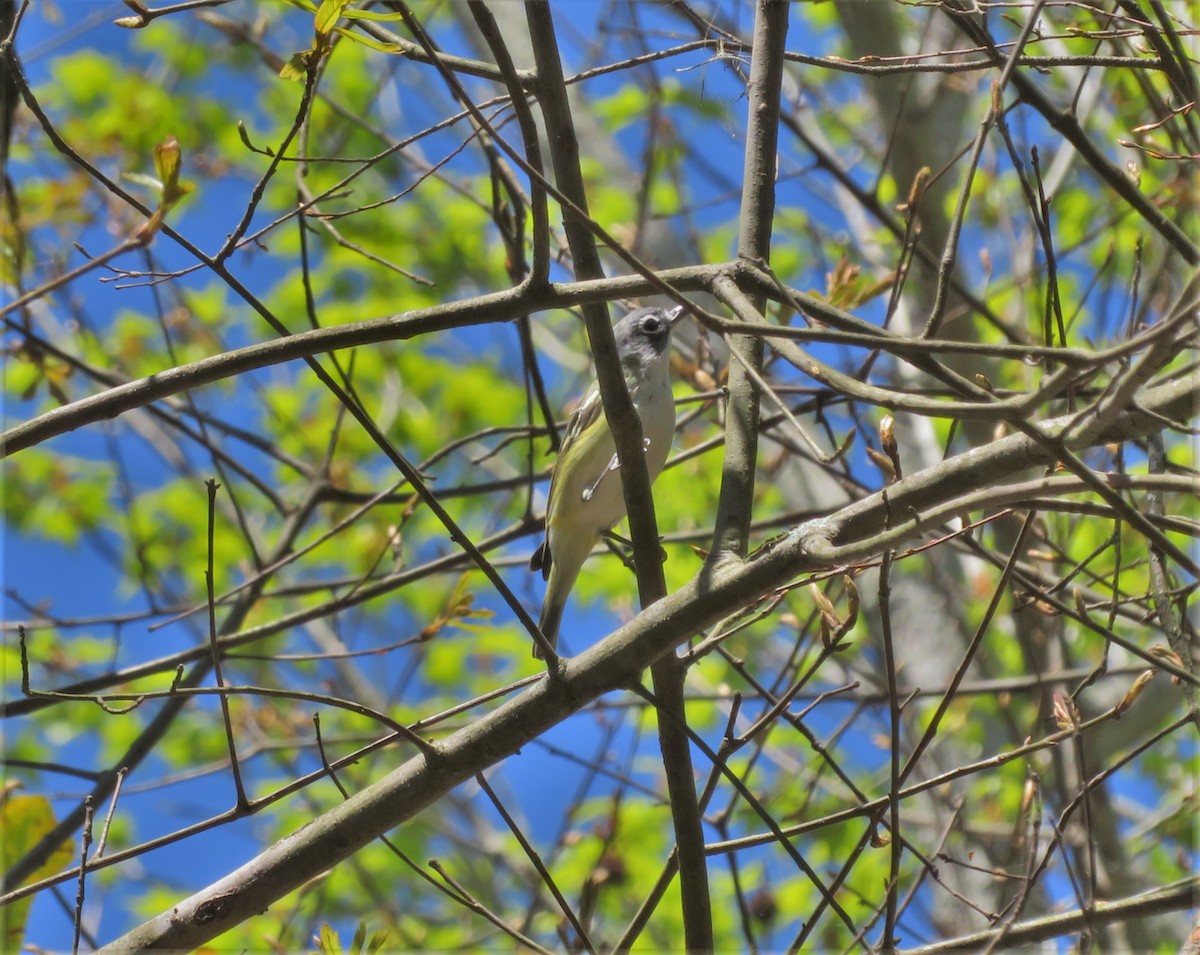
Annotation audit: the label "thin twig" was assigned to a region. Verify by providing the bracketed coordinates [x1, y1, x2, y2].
[205, 479, 249, 808]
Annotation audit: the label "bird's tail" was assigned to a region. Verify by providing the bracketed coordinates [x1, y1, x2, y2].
[533, 597, 564, 660]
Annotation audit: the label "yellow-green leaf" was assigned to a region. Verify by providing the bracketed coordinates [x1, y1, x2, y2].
[339, 8, 405, 21]
[280, 51, 310, 81]
[0, 793, 76, 951]
[315, 0, 350, 36]
[153, 135, 181, 192]
[331, 26, 406, 54]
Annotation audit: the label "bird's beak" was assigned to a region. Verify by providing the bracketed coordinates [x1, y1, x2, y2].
[666, 305, 686, 325]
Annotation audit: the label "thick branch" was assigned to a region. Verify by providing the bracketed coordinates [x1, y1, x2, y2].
[899, 875, 1200, 954]
[712, 0, 789, 562]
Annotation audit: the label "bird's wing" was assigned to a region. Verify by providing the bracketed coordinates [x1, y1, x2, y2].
[545, 386, 606, 512]
[535, 386, 614, 544]
[532, 386, 606, 575]
[561, 385, 604, 451]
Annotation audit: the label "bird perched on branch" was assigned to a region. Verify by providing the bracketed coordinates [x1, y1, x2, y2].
[529, 305, 682, 658]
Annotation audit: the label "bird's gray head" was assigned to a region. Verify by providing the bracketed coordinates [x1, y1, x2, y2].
[614, 305, 683, 377]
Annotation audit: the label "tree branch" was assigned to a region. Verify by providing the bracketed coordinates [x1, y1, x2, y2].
[711, 0, 789, 562]
[898, 875, 1200, 954]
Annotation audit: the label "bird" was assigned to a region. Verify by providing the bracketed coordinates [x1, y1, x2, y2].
[529, 305, 682, 658]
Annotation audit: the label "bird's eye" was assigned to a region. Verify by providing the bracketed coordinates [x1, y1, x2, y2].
[642, 317, 663, 334]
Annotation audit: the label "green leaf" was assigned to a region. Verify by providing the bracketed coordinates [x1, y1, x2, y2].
[280, 51, 311, 81]
[330, 26, 406, 54]
[153, 135, 180, 193]
[314, 922, 341, 954]
[0, 792, 76, 950]
[338, 8, 404, 21]
[153, 135, 194, 210]
[314, 0, 350, 36]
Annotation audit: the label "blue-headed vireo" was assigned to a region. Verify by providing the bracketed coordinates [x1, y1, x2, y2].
[529, 305, 682, 658]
